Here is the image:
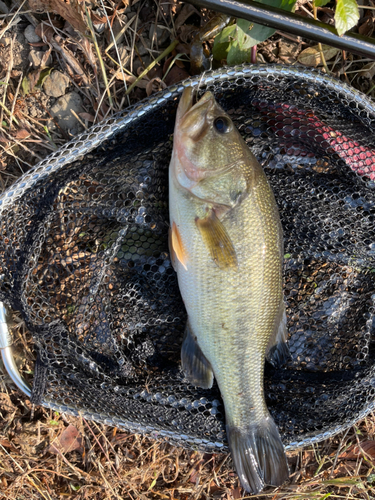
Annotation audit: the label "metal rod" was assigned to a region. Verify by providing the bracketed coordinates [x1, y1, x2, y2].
[187, 0, 375, 60]
[0, 302, 32, 397]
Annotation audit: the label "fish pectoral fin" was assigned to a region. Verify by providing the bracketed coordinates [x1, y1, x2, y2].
[181, 321, 214, 389]
[266, 302, 291, 368]
[195, 209, 238, 270]
[226, 416, 289, 494]
[169, 221, 188, 271]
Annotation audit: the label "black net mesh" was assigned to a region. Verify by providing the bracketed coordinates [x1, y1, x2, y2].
[1, 64, 375, 452]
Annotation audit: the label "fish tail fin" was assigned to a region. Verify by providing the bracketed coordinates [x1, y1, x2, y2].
[227, 416, 289, 494]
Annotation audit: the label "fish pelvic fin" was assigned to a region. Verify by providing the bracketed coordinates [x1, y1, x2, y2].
[170, 221, 188, 271]
[266, 301, 290, 368]
[195, 209, 238, 271]
[227, 416, 289, 494]
[181, 321, 214, 389]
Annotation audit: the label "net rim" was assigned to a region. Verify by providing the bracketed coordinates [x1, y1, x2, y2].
[2, 63, 375, 452]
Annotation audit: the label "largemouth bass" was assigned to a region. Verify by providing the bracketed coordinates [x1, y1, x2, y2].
[168, 87, 289, 494]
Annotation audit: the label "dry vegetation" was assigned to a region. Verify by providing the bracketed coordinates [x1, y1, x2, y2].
[1, 0, 375, 498]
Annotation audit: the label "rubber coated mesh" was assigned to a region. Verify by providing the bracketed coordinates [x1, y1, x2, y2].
[1, 65, 375, 452]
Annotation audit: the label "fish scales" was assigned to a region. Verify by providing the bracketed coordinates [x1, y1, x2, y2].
[172, 170, 283, 416]
[169, 87, 289, 493]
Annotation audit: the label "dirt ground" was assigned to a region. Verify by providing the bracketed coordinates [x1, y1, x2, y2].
[1, 0, 375, 498]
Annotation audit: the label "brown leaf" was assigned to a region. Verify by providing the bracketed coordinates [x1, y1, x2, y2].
[26, 68, 43, 92]
[146, 77, 167, 97]
[78, 112, 95, 122]
[339, 440, 375, 460]
[15, 129, 30, 139]
[297, 44, 339, 67]
[175, 4, 201, 31]
[229, 487, 242, 499]
[90, 10, 107, 26]
[28, 0, 48, 11]
[114, 72, 149, 89]
[35, 19, 63, 42]
[10, 69, 22, 78]
[30, 0, 87, 35]
[359, 17, 374, 37]
[164, 65, 190, 87]
[48, 424, 84, 455]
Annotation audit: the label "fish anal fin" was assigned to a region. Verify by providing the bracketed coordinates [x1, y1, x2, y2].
[195, 209, 237, 270]
[227, 416, 289, 494]
[266, 302, 290, 368]
[170, 221, 188, 270]
[181, 322, 214, 389]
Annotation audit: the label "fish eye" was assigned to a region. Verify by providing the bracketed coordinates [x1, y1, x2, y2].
[214, 117, 231, 134]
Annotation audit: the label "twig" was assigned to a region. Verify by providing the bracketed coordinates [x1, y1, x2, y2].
[85, 5, 113, 109]
[0, 32, 14, 128]
[126, 38, 179, 95]
[9, 70, 22, 130]
[0, 0, 26, 39]
[313, 0, 329, 74]
[1, 128, 43, 160]
[329, 428, 351, 478]
[0, 101, 20, 127]
[100, 0, 130, 105]
[49, 38, 94, 92]
[0, 144, 34, 168]
[70, 109, 87, 130]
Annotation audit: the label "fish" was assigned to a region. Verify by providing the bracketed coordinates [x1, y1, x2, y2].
[168, 87, 290, 494]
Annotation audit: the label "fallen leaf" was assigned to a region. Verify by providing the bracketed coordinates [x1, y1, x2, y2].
[15, 129, 30, 139]
[164, 65, 190, 86]
[174, 4, 201, 31]
[48, 424, 84, 455]
[78, 112, 95, 122]
[114, 72, 149, 89]
[359, 16, 374, 37]
[30, 0, 87, 35]
[28, 0, 48, 11]
[146, 77, 167, 96]
[35, 20, 64, 42]
[22, 69, 43, 95]
[339, 440, 375, 460]
[90, 10, 107, 26]
[297, 44, 339, 67]
[229, 487, 242, 499]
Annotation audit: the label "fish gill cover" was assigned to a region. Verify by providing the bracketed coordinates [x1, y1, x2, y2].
[0, 64, 375, 452]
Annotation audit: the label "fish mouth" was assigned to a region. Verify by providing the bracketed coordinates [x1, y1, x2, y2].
[176, 88, 215, 129]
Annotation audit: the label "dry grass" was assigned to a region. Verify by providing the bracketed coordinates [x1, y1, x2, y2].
[1, 0, 375, 498]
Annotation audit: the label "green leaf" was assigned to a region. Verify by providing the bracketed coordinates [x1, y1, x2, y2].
[21, 75, 30, 95]
[212, 24, 236, 61]
[1, 121, 7, 127]
[335, 0, 359, 36]
[213, 0, 297, 64]
[297, 44, 339, 66]
[37, 67, 52, 87]
[314, 0, 331, 6]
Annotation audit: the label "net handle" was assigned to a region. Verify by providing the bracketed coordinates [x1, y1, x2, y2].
[0, 302, 32, 397]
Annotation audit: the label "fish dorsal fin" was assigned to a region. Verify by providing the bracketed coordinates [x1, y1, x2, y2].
[195, 209, 238, 270]
[169, 221, 188, 271]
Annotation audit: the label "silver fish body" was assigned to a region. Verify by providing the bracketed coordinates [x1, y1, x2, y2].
[169, 88, 289, 493]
